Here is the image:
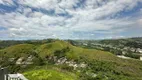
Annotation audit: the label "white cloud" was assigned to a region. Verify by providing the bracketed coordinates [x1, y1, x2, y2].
[137, 19, 142, 26]
[0, 0, 142, 39]
[0, 0, 14, 5]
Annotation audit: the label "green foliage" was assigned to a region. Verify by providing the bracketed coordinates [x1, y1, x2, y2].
[87, 60, 115, 72]
[32, 56, 44, 66]
[24, 69, 78, 80]
[124, 53, 140, 59]
[59, 64, 74, 72]
[54, 47, 70, 58]
[110, 49, 122, 55]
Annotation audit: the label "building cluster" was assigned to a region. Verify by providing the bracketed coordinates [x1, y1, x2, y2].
[16, 55, 33, 65]
[48, 56, 87, 70]
[78, 41, 142, 60]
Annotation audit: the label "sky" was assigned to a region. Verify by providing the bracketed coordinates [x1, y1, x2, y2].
[0, 0, 142, 40]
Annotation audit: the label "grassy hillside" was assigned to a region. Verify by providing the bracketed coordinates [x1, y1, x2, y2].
[0, 44, 35, 58]
[24, 69, 78, 80]
[0, 40, 142, 80]
[36, 40, 116, 61]
[37, 40, 69, 58]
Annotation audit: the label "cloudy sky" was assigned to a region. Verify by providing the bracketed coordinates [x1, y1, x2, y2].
[0, 0, 142, 40]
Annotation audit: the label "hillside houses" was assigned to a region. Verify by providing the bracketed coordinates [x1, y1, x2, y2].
[16, 55, 33, 65]
[25, 55, 33, 64]
[76, 41, 142, 60]
[16, 57, 24, 65]
[54, 57, 87, 70]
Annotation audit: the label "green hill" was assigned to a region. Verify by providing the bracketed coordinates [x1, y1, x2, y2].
[0, 44, 35, 58]
[0, 40, 142, 80]
[36, 40, 115, 60]
[37, 40, 69, 58]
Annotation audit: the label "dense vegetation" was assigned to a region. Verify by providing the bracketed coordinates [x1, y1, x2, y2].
[0, 39, 142, 80]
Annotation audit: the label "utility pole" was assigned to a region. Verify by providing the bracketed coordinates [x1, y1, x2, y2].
[0, 67, 8, 80]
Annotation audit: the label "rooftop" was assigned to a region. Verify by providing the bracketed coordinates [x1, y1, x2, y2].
[7, 73, 28, 80]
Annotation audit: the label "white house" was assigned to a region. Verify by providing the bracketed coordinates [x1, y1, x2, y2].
[140, 56, 142, 61]
[117, 55, 131, 59]
[137, 48, 142, 53]
[16, 57, 24, 65]
[1, 68, 28, 80]
[7, 73, 28, 80]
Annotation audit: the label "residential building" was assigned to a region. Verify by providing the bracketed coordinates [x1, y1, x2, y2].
[0, 67, 28, 80]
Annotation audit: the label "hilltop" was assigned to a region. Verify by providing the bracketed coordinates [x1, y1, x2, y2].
[0, 40, 142, 80]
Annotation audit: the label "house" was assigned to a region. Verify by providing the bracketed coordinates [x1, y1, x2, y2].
[83, 43, 88, 46]
[130, 48, 135, 52]
[25, 55, 33, 65]
[122, 51, 126, 55]
[140, 56, 142, 61]
[7, 73, 28, 80]
[0, 67, 28, 80]
[137, 48, 142, 53]
[117, 55, 131, 59]
[16, 57, 24, 65]
[123, 47, 129, 50]
[9, 58, 15, 62]
[79, 62, 87, 68]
